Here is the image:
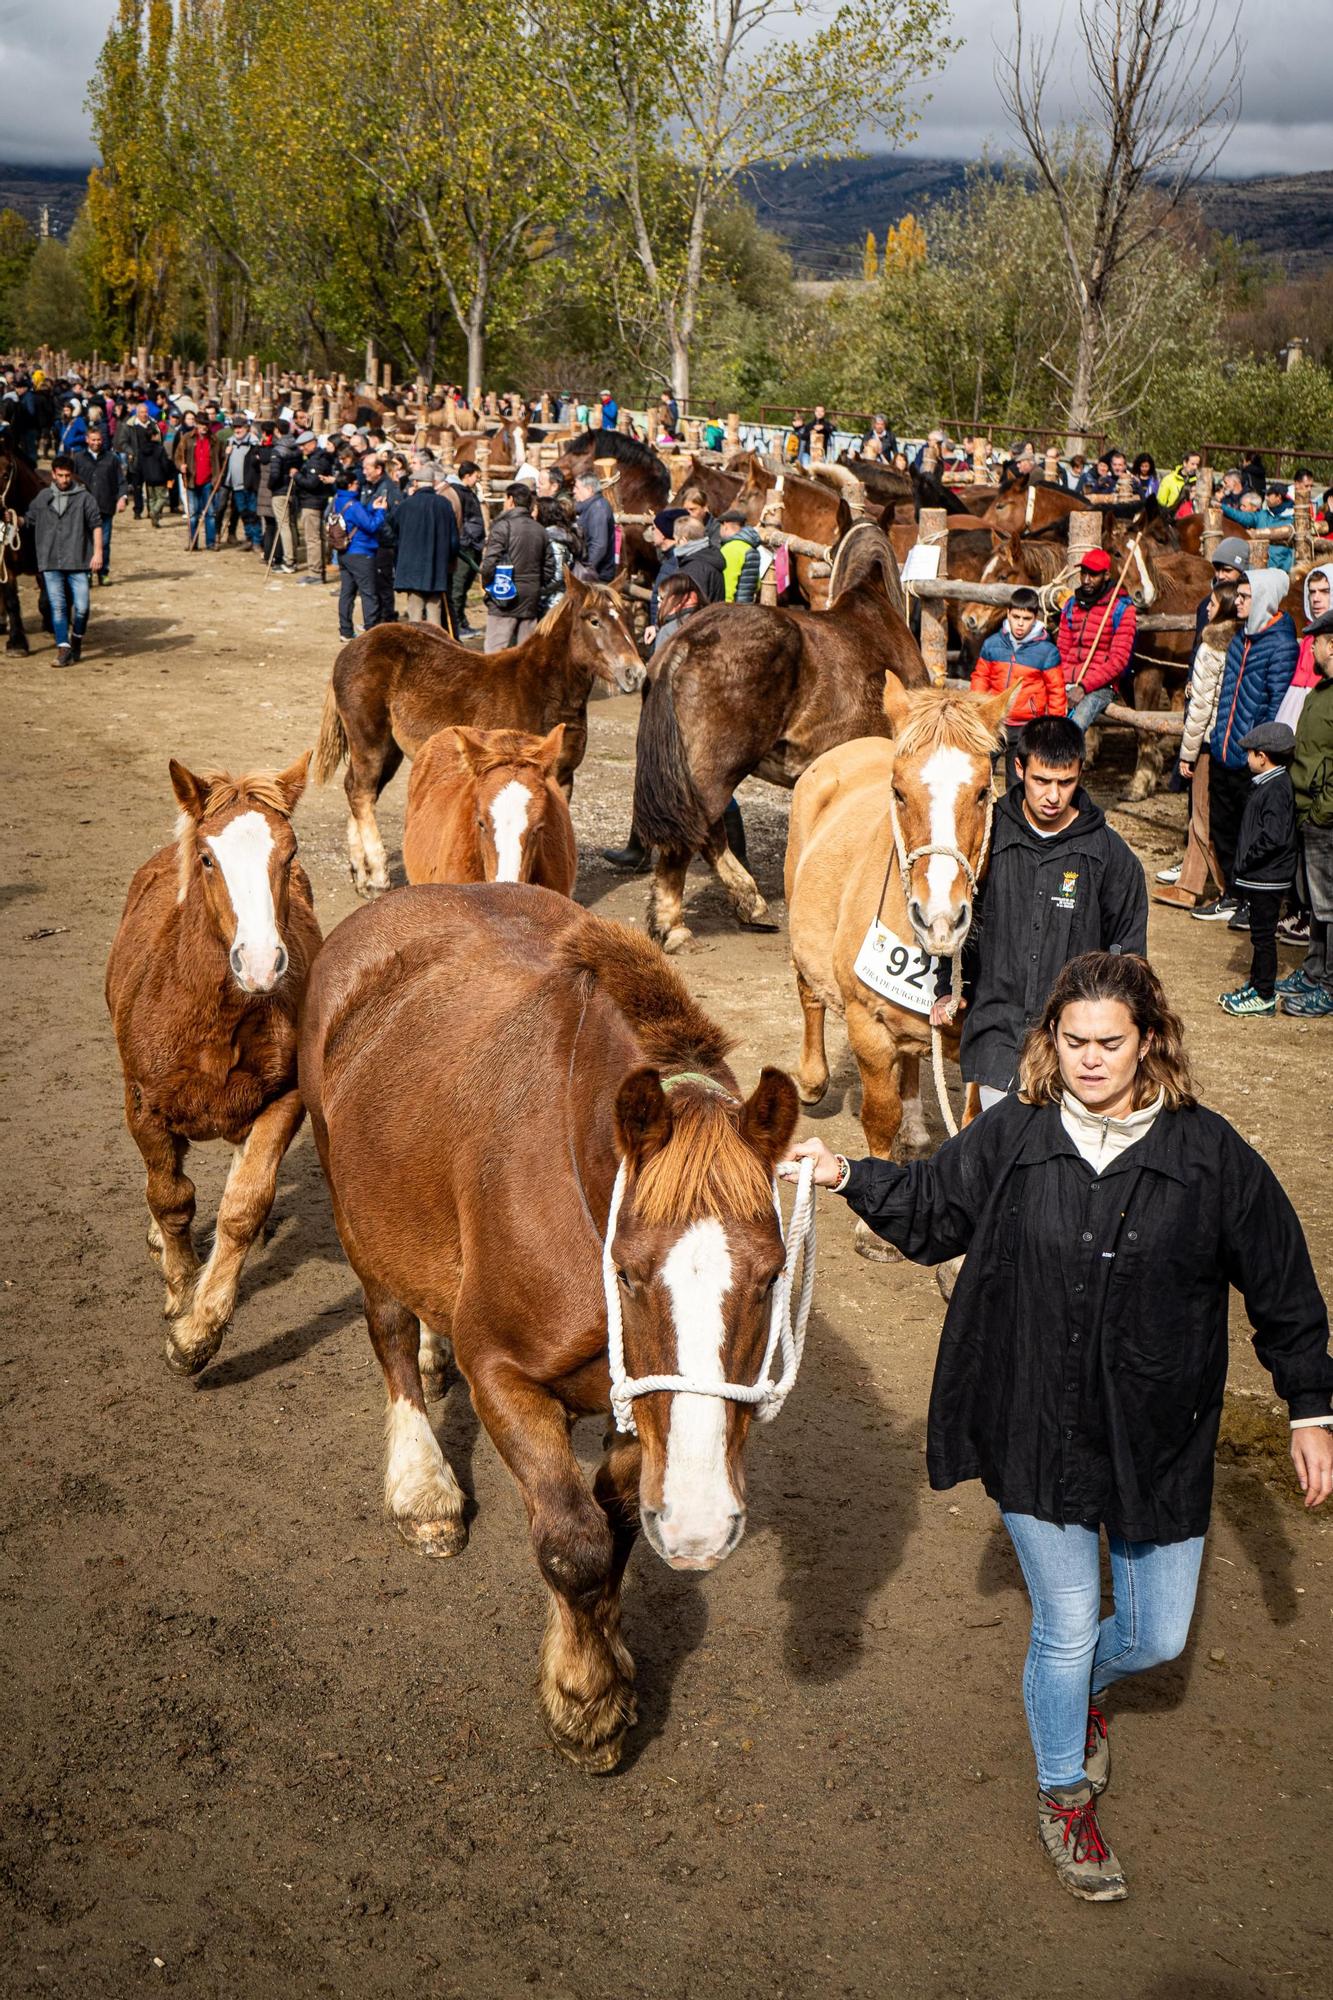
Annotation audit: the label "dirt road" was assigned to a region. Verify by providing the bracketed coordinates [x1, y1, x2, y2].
[1, 515, 1329, 1998]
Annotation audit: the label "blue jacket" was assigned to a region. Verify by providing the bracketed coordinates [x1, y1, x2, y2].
[1221, 499, 1294, 572]
[59, 414, 87, 455]
[331, 491, 383, 558]
[1208, 611, 1299, 771]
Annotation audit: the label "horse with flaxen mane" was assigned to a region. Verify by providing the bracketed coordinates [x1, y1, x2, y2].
[403, 724, 577, 894]
[631, 523, 930, 950]
[299, 886, 802, 1771]
[106, 756, 321, 1376]
[0, 428, 49, 654]
[312, 574, 642, 894]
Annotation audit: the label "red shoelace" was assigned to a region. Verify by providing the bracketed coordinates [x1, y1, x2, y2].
[1085, 1705, 1108, 1759]
[1045, 1794, 1110, 1865]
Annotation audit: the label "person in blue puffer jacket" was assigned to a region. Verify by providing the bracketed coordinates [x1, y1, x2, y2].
[1194, 569, 1299, 919]
[1220, 486, 1295, 573]
[330, 472, 387, 640]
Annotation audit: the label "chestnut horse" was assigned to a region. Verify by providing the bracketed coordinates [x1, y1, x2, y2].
[631, 524, 929, 950]
[785, 676, 1009, 1258]
[0, 430, 49, 654]
[106, 757, 321, 1374]
[312, 574, 641, 894]
[403, 724, 577, 894]
[299, 887, 802, 1770]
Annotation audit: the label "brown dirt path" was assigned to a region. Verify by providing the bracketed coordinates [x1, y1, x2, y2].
[1, 513, 1329, 1999]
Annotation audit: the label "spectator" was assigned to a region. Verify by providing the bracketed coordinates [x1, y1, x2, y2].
[291, 430, 335, 583]
[172, 410, 226, 552]
[1220, 722, 1299, 1016]
[393, 464, 459, 629]
[360, 450, 402, 623]
[1241, 451, 1267, 495]
[670, 511, 726, 604]
[71, 427, 127, 585]
[1280, 608, 1333, 1016]
[257, 420, 299, 571]
[122, 400, 160, 519]
[132, 412, 173, 531]
[643, 506, 686, 638]
[537, 493, 580, 611]
[329, 471, 387, 641]
[25, 454, 103, 667]
[444, 459, 486, 638]
[480, 481, 555, 650]
[1077, 456, 1116, 498]
[972, 586, 1065, 786]
[798, 404, 835, 465]
[1057, 549, 1137, 734]
[719, 510, 762, 603]
[1193, 570, 1299, 923]
[928, 714, 1147, 1106]
[218, 418, 264, 554]
[597, 389, 619, 430]
[58, 399, 87, 457]
[1156, 451, 1202, 515]
[1160, 579, 1242, 912]
[912, 427, 948, 474]
[1221, 485, 1294, 573]
[573, 471, 618, 582]
[1275, 563, 1332, 736]
[1131, 453, 1158, 498]
[678, 483, 720, 548]
[860, 414, 896, 457]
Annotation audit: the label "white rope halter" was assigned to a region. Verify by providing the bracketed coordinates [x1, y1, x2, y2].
[601, 1153, 818, 1437]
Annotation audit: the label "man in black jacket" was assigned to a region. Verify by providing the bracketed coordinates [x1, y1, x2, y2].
[292, 431, 335, 583]
[669, 513, 726, 603]
[480, 482, 555, 650]
[71, 427, 127, 584]
[445, 460, 486, 636]
[932, 714, 1147, 1105]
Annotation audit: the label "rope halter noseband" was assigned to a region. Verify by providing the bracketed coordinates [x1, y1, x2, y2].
[601, 1072, 817, 1437]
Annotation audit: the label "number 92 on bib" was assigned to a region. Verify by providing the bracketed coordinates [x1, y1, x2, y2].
[853, 919, 940, 1015]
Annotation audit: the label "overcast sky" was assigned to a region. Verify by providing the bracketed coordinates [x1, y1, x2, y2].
[0, 0, 1327, 177]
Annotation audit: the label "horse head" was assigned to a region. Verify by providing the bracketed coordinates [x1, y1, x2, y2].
[958, 532, 1023, 642]
[170, 753, 309, 993]
[561, 573, 644, 692]
[607, 1065, 799, 1572]
[452, 725, 564, 882]
[881, 672, 1013, 955]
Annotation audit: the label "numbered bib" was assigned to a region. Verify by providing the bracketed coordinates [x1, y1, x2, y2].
[853, 919, 939, 1015]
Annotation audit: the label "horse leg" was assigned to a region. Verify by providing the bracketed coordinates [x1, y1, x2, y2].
[166, 1090, 305, 1377]
[646, 848, 693, 954]
[344, 740, 401, 897]
[897, 1049, 931, 1158]
[702, 818, 775, 932]
[845, 1000, 906, 1264]
[365, 1277, 467, 1557]
[794, 972, 830, 1105]
[129, 1111, 200, 1325]
[469, 1358, 637, 1770]
[1125, 668, 1167, 802]
[3, 579, 30, 655]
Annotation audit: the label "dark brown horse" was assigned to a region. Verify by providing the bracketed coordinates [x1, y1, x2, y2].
[0, 430, 49, 654]
[312, 574, 642, 893]
[299, 887, 801, 1770]
[555, 430, 671, 582]
[106, 757, 321, 1375]
[631, 524, 929, 949]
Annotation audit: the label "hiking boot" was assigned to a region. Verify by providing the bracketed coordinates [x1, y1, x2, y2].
[1154, 861, 1183, 885]
[1227, 901, 1251, 932]
[1276, 965, 1317, 999]
[1278, 912, 1311, 946]
[1219, 984, 1275, 1016]
[1191, 896, 1238, 922]
[53, 644, 72, 668]
[1037, 1781, 1127, 1903]
[1084, 1706, 1110, 1796]
[69, 635, 83, 663]
[602, 835, 651, 872]
[1280, 982, 1333, 1017]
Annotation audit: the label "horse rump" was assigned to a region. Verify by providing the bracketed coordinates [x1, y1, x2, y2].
[631, 668, 712, 855]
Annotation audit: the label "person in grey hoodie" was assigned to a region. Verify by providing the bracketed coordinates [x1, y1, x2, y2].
[26, 455, 104, 665]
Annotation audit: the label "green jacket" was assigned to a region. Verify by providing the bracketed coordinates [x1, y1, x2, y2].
[1291, 679, 1333, 827]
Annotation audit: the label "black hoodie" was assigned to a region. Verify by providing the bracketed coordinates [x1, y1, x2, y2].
[940, 785, 1148, 1090]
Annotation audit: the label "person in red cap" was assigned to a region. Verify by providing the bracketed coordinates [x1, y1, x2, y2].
[1057, 549, 1137, 733]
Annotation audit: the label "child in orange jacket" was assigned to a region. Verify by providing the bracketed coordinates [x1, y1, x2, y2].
[972, 587, 1065, 783]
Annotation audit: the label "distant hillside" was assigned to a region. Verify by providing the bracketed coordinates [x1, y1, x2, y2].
[748, 157, 1333, 279]
[0, 162, 87, 239]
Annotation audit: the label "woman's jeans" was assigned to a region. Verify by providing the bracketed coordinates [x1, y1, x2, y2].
[42, 569, 91, 648]
[1001, 1512, 1205, 1791]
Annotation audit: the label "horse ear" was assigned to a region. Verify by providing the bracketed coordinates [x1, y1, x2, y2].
[739, 1067, 800, 1170]
[273, 751, 309, 815]
[975, 685, 1021, 736]
[451, 727, 490, 773]
[882, 669, 913, 734]
[615, 1068, 673, 1173]
[169, 758, 208, 820]
[535, 724, 565, 773]
[563, 570, 587, 604]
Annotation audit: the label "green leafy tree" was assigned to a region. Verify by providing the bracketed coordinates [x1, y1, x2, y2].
[0, 208, 38, 346]
[85, 0, 181, 349]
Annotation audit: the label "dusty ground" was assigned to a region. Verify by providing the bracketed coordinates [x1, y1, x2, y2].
[1, 513, 1329, 2000]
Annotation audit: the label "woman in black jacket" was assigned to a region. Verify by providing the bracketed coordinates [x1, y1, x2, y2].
[783, 952, 1332, 1904]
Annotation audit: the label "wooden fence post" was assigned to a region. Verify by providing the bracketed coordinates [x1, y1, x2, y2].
[918, 506, 949, 679]
[1248, 533, 1269, 569]
[1294, 495, 1314, 569]
[1067, 509, 1101, 569]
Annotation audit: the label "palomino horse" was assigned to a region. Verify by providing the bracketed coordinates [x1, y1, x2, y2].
[299, 888, 802, 1770]
[106, 757, 321, 1374]
[0, 428, 49, 654]
[403, 724, 577, 894]
[312, 574, 641, 894]
[785, 675, 1011, 1259]
[632, 524, 928, 950]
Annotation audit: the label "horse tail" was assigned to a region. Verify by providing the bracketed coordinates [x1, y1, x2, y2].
[631, 666, 711, 855]
[312, 679, 348, 785]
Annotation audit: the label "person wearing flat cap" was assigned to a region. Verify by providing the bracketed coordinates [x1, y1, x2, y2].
[1219, 721, 1298, 1014]
[1056, 549, 1137, 734]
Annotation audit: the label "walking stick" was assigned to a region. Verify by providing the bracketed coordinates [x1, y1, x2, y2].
[1075, 535, 1142, 687]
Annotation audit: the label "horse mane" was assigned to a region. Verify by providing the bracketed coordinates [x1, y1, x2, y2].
[634, 1091, 773, 1228]
[892, 685, 1005, 761]
[828, 520, 905, 616]
[563, 429, 666, 477]
[559, 918, 733, 1074]
[1011, 539, 1073, 584]
[175, 771, 295, 902]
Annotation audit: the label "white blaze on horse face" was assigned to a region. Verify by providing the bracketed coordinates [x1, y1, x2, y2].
[655, 1219, 745, 1569]
[916, 744, 975, 948]
[207, 811, 282, 991]
[488, 778, 533, 881]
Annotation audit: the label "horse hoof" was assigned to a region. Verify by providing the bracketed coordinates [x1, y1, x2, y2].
[935, 1256, 964, 1303]
[796, 1077, 828, 1108]
[742, 913, 780, 933]
[853, 1217, 901, 1264]
[392, 1511, 469, 1558]
[5, 641, 30, 657]
[660, 925, 693, 955]
[163, 1325, 223, 1376]
[545, 1691, 638, 1774]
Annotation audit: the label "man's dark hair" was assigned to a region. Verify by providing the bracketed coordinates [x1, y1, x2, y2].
[276, 418, 291, 435]
[51, 453, 76, 472]
[457, 459, 480, 478]
[1295, 468, 1312, 482]
[1017, 716, 1085, 770]
[506, 481, 535, 513]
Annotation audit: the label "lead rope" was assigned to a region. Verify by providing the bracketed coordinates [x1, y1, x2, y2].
[602, 1155, 818, 1436]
